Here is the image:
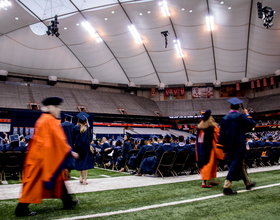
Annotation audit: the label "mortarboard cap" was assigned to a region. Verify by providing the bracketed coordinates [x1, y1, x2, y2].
[158, 135, 163, 139]
[64, 114, 74, 121]
[227, 97, 243, 105]
[116, 136, 124, 141]
[42, 97, 63, 106]
[143, 136, 151, 141]
[202, 110, 211, 121]
[76, 111, 89, 122]
[164, 134, 172, 141]
[9, 134, 19, 142]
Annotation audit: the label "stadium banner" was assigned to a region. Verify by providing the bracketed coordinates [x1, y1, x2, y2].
[164, 88, 186, 100]
[165, 88, 169, 96]
[180, 87, 185, 96]
[13, 127, 18, 134]
[251, 81, 255, 89]
[192, 87, 213, 99]
[173, 88, 178, 96]
[30, 127, 34, 135]
[220, 85, 244, 97]
[270, 76, 274, 85]
[25, 127, 30, 135]
[263, 78, 267, 87]
[256, 79, 261, 88]
[19, 127, 23, 135]
[151, 88, 156, 96]
[236, 83, 240, 91]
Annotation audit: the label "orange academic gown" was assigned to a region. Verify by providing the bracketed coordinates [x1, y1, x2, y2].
[19, 113, 71, 204]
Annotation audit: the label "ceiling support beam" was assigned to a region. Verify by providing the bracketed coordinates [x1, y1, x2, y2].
[245, 0, 254, 78]
[168, 17, 189, 81]
[17, 0, 94, 80]
[69, 0, 130, 83]
[117, 0, 161, 84]
[206, 0, 218, 82]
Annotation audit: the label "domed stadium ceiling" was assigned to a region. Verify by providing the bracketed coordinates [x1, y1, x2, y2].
[0, 0, 280, 87]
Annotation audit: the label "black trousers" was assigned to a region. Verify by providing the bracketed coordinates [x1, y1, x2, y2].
[15, 182, 71, 215]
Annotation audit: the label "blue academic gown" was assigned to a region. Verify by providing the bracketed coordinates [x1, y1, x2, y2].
[61, 121, 75, 169]
[273, 141, 280, 147]
[152, 142, 159, 150]
[73, 125, 94, 171]
[174, 143, 189, 154]
[96, 142, 112, 165]
[117, 141, 133, 168]
[140, 143, 174, 174]
[218, 112, 256, 181]
[128, 144, 155, 169]
[255, 140, 264, 148]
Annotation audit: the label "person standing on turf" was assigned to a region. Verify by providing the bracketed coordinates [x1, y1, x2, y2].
[218, 98, 256, 195]
[196, 110, 223, 188]
[15, 97, 79, 216]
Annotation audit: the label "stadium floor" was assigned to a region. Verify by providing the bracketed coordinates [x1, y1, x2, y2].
[1, 166, 279, 201]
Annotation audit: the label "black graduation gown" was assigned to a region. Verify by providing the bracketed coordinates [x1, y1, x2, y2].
[218, 112, 256, 181]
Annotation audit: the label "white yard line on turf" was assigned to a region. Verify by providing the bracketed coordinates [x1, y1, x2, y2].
[58, 183, 280, 220]
[94, 167, 131, 174]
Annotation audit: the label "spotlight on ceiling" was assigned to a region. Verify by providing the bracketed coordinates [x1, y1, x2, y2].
[0, 0, 11, 9]
[158, 83, 165, 90]
[91, 79, 100, 90]
[206, 16, 214, 31]
[174, 39, 183, 58]
[46, 15, 60, 37]
[161, 31, 169, 48]
[128, 25, 142, 44]
[257, 2, 275, 29]
[82, 21, 102, 43]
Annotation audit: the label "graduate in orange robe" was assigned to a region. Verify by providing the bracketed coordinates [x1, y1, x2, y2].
[15, 97, 79, 216]
[196, 110, 223, 188]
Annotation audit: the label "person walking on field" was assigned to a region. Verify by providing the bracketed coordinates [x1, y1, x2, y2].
[217, 98, 256, 195]
[15, 97, 79, 217]
[196, 110, 224, 188]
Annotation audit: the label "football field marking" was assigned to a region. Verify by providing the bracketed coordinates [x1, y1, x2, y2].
[58, 182, 280, 220]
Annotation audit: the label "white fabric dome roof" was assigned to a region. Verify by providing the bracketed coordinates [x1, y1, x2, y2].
[0, 0, 279, 86]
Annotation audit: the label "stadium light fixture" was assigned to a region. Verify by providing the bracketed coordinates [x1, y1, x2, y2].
[82, 21, 102, 43]
[0, 0, 11, 8]
[206, 16, 214, 31]
[159, 1, 170, 17]
[173, 39, 183, 58]
[128, 25, 142, 44]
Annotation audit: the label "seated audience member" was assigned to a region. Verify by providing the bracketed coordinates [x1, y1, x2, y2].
[19, 136, 27, 153]
[117, 133, 133, 172]
[151, 136, 159, 150]
[135, 134, 174, 176]
[174, 135, 189, 154]
[254, 134, 264, 148]
[95, 136, 112, 165]
[128, 137, 155, 173]
[188, 136, 196, 156]
[263, 135, 275, 148]
[170, 134, 178, 148]
[245, 134, 256, 149]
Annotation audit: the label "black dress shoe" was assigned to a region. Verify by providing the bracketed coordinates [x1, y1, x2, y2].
[63, 198, 80, 209]
[223, 188, 237, 195]
[246, 181, 256, 190]
[15, 211, 36, 216]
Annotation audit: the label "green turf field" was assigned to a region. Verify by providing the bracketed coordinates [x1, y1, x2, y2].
[0, 169, 280, 219]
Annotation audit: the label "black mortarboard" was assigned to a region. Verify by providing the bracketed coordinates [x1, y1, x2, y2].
[158, 135, 163, 139]
[76, 111, 89, 122]
[164, 134, 172, 141]
[64, 114, 74, 121]
[227, 97, 243, 105]
[143, 136, 151, 141]
[42, 97, 63, 106]
[202, 110, 211, 121]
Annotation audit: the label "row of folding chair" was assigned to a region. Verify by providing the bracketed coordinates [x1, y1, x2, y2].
[245, 146, 280, 168]
[0, 151, 26, 181]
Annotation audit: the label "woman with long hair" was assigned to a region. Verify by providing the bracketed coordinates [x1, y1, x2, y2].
[73, 112, 94, 185]
[196, 110, 223, 188]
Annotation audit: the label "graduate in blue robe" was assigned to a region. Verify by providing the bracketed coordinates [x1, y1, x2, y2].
[61, 114, 75, 171]
[174, 135, 189, 154]
[73, 112, 94, 185]
[218, 98, 256, 195]
[128, 137, 155, 171]
[135, 134, 174, 176]
[96, 136, 113, 165]
[117, 133, 133, 171]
